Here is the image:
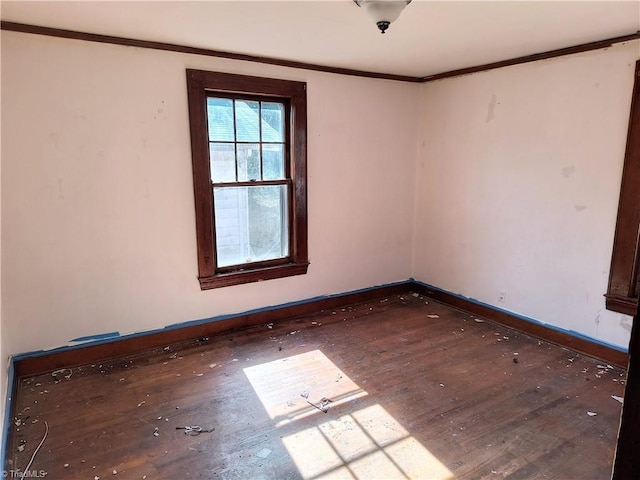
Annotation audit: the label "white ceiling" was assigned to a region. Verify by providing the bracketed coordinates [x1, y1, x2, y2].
[1, 0, 639, 78]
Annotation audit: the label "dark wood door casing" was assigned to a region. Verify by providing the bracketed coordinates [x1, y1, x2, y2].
[606, 60, 640, 316]
[612, 298, 640, 478]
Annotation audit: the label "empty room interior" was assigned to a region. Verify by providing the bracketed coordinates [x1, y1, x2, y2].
[1, 1, 640, 479]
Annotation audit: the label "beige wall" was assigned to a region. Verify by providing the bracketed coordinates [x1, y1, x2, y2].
[1, 29, 638, 370]
[0, 31, 419, 357]
[413, 41, 639, 349]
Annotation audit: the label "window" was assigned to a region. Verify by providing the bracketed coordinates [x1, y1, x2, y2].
[186, 70, 308, 289]
[606, 60, 640, 316]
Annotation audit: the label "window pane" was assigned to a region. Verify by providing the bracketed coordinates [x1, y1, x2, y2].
[262, 144, 285, 180]
[207, 98, 234, 141]
[214, 185, 289, 268]
[210, 143, 236, 183]
[235, 100, 260, 142]
[261, 102, 284, 142]
[237, 144, 261, 181]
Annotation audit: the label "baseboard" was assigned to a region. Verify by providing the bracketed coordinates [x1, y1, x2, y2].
[11, 279, 630, 378]
[12, 281, 412, 377]
[409, 281, 629, 369]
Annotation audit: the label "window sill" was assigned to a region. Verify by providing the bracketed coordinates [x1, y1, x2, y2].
[198, 262, 310, 290]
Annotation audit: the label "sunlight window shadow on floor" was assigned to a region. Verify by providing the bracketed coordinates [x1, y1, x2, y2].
[244, 349, 454, 480]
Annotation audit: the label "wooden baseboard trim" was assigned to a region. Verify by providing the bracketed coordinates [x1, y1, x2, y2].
[13, 282, 410, 377]
[13, 279, 630, 376]
[410, 282, 629, 369]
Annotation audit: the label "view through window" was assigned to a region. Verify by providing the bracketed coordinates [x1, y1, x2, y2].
[208, 97, 289, 267]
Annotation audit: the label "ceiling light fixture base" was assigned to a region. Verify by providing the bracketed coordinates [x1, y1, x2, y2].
[354, 0, 412, 34]
[376, 21, 390, 34]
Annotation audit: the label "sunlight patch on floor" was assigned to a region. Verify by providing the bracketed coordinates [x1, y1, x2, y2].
[244, 350, 455, 479]
[243, 349, 368, 426]
[282, 404, 454, 479]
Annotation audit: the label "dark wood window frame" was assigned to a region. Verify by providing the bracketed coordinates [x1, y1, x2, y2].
[186, 69, 309, 289]
[606, 60, 640, 316]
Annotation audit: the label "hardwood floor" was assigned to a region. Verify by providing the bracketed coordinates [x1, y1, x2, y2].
[6, 292, 626, 479]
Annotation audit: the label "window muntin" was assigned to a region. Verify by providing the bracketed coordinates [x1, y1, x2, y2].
[207, 96, 291, 270]
[208, 97, 286, 184]
[186, 69, 308, 289]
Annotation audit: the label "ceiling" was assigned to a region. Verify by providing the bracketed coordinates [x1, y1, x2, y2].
[1, 1, 639, 78]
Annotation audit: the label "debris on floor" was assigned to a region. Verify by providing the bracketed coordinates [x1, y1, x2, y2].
[176, 425, 215, 435]
[51, 368, 73, 382]
[256, 447, 272, 459]
[301, 391, 332, 413]
[612, 395, 624, 404]
[426, 314, 440, 319]
[318, 397, 332, 412]
[587, 411, 598, 416]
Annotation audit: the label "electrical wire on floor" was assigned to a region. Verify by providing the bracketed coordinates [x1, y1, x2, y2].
[20, 420, 48, 480]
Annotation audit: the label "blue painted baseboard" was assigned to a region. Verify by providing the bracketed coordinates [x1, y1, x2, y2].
[411, 279, 628, 354]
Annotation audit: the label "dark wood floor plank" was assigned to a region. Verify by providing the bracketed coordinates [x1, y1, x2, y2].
[6, 292, 625, 479]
